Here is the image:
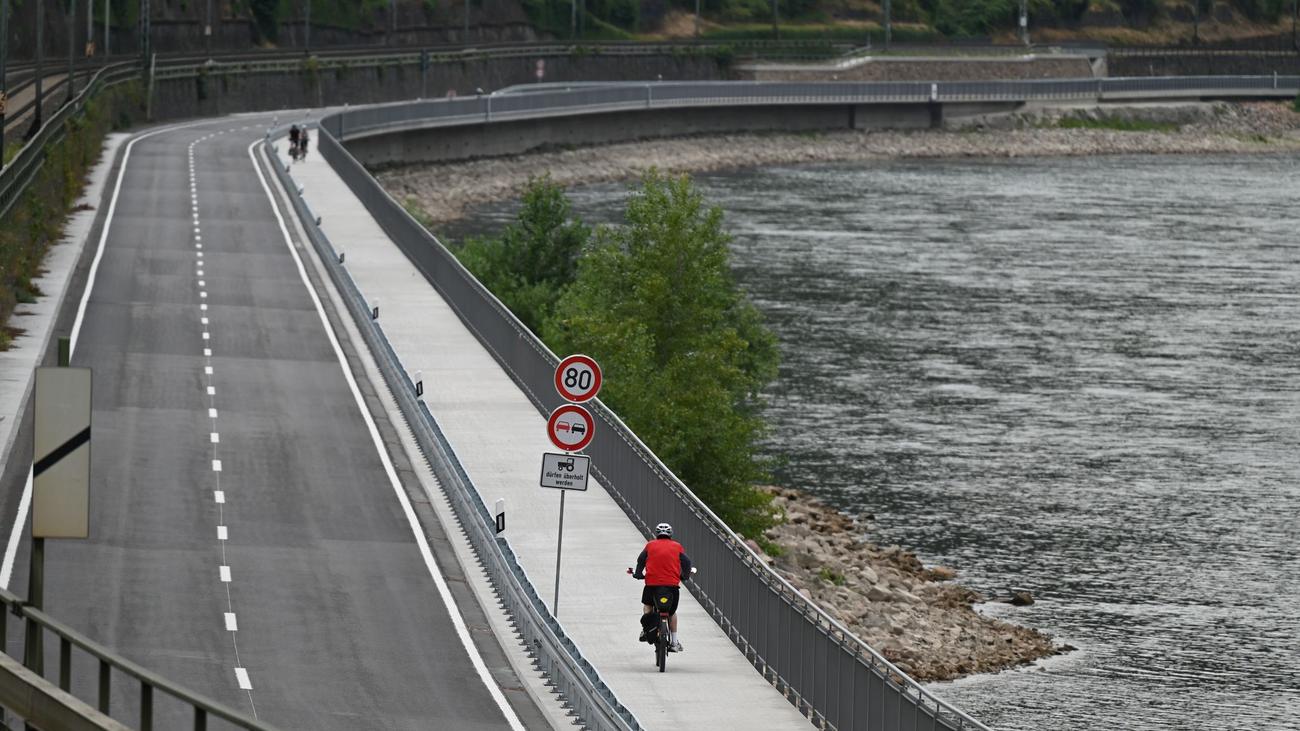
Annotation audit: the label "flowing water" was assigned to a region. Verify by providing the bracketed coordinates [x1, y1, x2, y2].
[454, 154, 1300, 730]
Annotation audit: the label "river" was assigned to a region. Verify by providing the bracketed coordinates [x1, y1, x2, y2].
[453, 154, 1300, 730]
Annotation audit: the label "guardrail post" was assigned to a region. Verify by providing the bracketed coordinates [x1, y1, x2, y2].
[23, 538, 44, 678]
[140, 682, 153, 731]
[193, 706, 207, 731]
[98, 659, 111, 713]
[58, 637, 71, 691]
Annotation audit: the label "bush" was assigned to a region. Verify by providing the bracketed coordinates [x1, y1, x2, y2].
[0, 82, 143, 349]
[544, 172, 780, 538]
[455, 176, 589, 334]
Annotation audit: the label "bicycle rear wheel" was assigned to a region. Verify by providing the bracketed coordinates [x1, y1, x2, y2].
[656, 617, 668, 672]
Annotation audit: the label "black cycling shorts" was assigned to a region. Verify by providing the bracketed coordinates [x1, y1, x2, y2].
[642, 585, 680, 616]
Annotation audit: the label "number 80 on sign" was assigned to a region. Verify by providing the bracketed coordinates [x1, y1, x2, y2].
[554, 354, 602, 403]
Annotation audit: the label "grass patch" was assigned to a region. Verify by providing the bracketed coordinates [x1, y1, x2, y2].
[1058, 116, 1180, 132]
[402, 197, 435, 228]
[818, 566, 846, 586]
[0, 81, 144, 351]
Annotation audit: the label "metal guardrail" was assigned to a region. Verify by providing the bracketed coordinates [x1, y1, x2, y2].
[313, 74, 1300, 730]
[0, 586, 275, 730]
[0, 62, 138, 220]
[261, 135, 643, 731]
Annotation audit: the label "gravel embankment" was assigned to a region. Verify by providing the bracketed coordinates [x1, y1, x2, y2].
[380, 101, 1300, 228]
[757, 487, 1066, 681]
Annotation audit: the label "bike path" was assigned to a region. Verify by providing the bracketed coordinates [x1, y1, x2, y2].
[282, 143, 812, 730]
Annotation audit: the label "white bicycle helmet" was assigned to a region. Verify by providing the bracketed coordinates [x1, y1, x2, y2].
[654, 522, 673, 538]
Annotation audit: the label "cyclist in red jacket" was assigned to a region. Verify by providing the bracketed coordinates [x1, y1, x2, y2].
[633, 523, 693, 652]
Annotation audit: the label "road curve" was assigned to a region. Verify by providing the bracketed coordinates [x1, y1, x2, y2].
[4, 117, 532, 730]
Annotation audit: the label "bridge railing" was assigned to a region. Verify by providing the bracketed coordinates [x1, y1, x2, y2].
[329, 76, 1300, 141]
[261, 135, 643, 731]
[0, 586, 275, 730]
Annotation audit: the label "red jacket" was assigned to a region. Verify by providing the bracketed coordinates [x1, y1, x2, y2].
[635, 537, 692, 587]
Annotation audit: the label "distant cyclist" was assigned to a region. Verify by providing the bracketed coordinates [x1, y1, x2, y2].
[633, 523, 692, 653]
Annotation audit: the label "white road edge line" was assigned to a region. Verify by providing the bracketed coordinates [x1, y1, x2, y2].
[247, 140, 527, 731]
[1, 119, 216, 589]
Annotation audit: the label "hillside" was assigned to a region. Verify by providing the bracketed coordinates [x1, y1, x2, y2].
[7, 0, 1297, 58]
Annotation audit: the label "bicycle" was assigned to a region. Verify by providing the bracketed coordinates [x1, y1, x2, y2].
[628, 567, 696, 673]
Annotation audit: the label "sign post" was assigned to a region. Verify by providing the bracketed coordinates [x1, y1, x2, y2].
[28, 337, 90, 676]
[544, 355, 601, 617]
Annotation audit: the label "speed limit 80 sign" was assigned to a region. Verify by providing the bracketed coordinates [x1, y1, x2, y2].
[555, 354, 602, 403]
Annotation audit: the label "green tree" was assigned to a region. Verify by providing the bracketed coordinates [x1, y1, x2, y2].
[544, 172, 779, 538]
[455, 176, 590, 334]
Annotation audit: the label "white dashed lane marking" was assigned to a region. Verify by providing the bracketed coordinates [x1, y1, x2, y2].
[195, 129, 259, 717]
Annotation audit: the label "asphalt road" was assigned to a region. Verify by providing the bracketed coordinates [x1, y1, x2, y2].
[4, 118, 530, 730]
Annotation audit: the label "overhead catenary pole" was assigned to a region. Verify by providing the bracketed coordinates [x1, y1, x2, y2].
[1279, 0, 1295, 45]
[305, 0, 310, 52]
[1193, 0, 1200, 44]
[694, 0, 699, 37]
[206, 0, 212, 56]
[67, 0, 76, 102]
[104, 0, 109, 57]
[883, 0, 890, 50]
[771, 0, 778, 39]
[87, 0, 93, 56]
[1, 0, 8, 159]
[1019, 0, 1029, 46]
[390, 0, 396, 45]
[463, 0, 469, 41]
[29, 0, 43, 137]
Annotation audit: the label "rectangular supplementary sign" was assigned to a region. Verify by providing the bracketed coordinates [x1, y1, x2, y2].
[33, 367, 91, 539]
[539, 452, 590, 491]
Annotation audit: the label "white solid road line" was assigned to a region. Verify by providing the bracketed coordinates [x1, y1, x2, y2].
[248, 139, 527, 731]
[0, 118, 218, 590]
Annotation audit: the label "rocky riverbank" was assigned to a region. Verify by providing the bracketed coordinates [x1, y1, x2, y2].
[380, 101, 1300, 228]
[755, 487, 1066, 681]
